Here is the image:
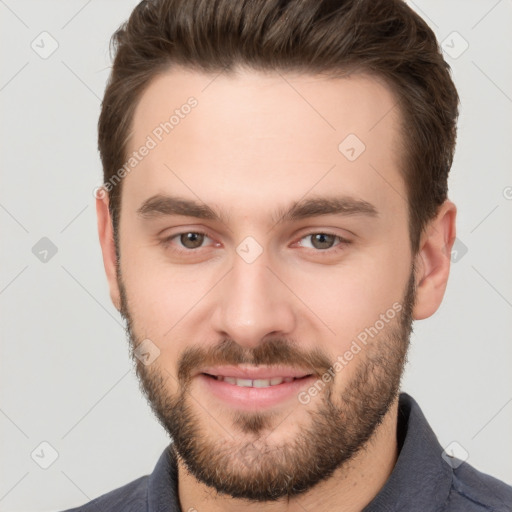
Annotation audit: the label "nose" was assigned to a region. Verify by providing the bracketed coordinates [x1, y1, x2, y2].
[210, 250, 297, 349]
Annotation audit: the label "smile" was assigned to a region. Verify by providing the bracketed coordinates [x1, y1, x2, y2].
[204, 374, 310, 388]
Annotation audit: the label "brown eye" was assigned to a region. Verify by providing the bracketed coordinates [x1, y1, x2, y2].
[179, 232, 206, 249]
[160, 230, 216, 254]
[308, 233, 337, 250]
[296, 232, 351, 256]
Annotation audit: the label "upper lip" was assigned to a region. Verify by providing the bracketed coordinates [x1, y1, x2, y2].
[198, 365, 313, 380]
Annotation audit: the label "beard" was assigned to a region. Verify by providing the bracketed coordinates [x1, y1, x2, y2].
[117, 264, 416, 502]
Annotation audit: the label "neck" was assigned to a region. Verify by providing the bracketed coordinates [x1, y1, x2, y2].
[176, 397, 400, 512]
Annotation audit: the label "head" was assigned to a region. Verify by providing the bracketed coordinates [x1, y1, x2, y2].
[96, 0, 458, 503]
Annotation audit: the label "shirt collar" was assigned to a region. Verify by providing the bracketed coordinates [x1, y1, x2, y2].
[147, 392, 453, 512]
[147, 443, 180, 511]
[363, 392, 453, 511]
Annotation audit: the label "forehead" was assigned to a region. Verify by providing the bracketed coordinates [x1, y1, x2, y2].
[122, 67, 406, 223]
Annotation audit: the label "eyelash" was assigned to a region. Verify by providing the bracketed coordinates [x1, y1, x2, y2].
[160, 231, 351, 256]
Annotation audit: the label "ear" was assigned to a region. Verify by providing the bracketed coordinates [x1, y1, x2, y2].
[412, 200, 457, 320]
[96, 188, 122, 311]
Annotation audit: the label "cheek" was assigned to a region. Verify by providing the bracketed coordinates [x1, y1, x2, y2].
[120, 245, 218, 376]
[285, 247, 409, 346]
[120, 239, 203, 325]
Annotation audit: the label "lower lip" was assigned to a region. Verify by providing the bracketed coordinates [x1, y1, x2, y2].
[197, 373, 316, 410]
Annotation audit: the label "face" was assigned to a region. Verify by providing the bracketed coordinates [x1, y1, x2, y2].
[113, 68, 417, 501]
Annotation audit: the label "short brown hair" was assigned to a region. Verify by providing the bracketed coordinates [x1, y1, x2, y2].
[98, 0, 459, 254]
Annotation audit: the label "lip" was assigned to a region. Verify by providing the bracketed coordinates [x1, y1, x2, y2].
[197, 372, 317, 410]
[198, 365, 313, 380]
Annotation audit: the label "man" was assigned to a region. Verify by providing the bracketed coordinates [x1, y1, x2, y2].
[62, 0, 512, 510]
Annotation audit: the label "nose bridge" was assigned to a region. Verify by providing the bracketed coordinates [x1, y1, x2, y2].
[212, 248, 296, 347]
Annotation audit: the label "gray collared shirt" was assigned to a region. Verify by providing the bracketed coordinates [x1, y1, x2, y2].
[60, 393, 512, 511]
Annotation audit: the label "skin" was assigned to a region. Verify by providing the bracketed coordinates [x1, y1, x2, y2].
[97, 67, 456, 511]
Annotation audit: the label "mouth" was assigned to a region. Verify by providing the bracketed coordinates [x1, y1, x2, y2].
[202, 373, 313, 388]
[196, 368, 318, 410]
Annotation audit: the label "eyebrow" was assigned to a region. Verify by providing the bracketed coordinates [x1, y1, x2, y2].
[136, 194, 378, 225]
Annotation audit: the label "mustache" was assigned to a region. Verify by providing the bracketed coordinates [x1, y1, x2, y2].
[177, 338, 333, 386]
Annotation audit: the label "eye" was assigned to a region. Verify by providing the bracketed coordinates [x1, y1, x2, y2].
[298, 232, 350, 252]
[161, 231, 214, 251]
[177, 232, 208, 249]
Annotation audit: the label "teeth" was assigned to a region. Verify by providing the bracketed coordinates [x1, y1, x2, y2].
[213, 375, 300, 387]
[236, 378, 253, 387]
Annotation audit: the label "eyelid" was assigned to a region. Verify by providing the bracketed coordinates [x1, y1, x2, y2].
[293, 225, 356, 240]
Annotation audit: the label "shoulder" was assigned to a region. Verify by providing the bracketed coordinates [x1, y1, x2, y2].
[444, 462, 512, 511]
[58, 474, 149, 512]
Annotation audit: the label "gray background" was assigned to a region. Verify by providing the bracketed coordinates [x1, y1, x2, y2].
[1, 1, 511, 510]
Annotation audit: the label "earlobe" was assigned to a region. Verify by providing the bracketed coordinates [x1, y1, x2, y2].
[96, 189, 122, 311]
[412, 200, 457, 320]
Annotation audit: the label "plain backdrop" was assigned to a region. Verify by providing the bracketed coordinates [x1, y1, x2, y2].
[1, 1, 511, 510]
